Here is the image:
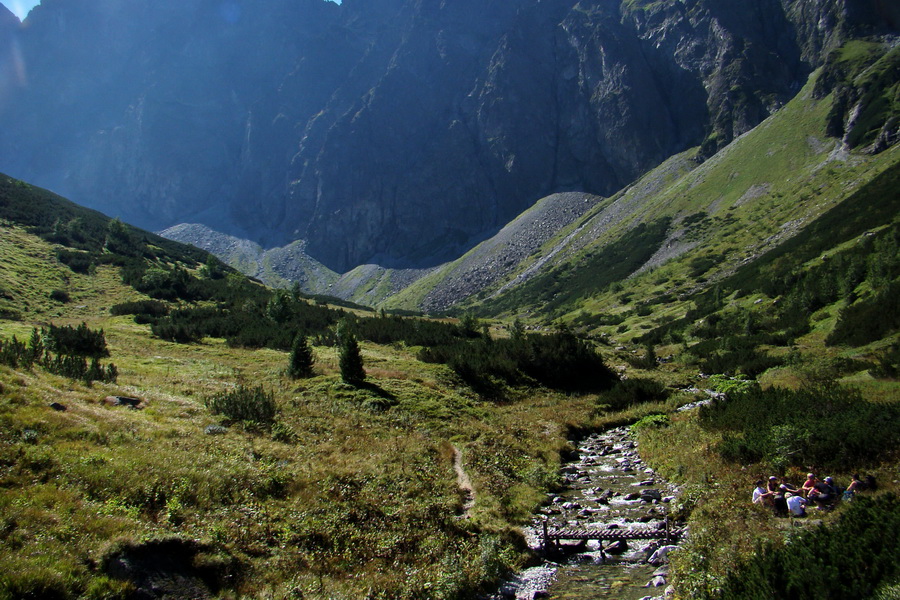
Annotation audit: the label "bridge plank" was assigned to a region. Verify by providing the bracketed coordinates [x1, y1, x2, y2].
[544, 526, 683, 543]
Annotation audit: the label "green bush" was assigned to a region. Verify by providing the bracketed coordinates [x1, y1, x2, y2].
[151, 319, 204, 344]
[271, 422, 297, 444]
[699, 345, 782, 378]
[716, 494, 900, 599]
[624, 344, 657, 369]
[706, 374, 758, 395]
[700, 383, 900, 469]
[599, 377, 669, 411]
[827, 281, 900, 346]
[632, 413, 670, 432]
[0, 328, 116, 383]
[49, 289, 70, 303]
[55, 248, 94, 274]
[0, 335, 29, 368]
[871, 344, 900, 379]
[205, 385, 277, 425]
[42, 354, 118, 384]
[418, 330, 617, 395]
[110, 300, 169, 319]
[43, 322, 109, 358]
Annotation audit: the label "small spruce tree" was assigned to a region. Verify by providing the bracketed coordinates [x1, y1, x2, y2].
[643, 343, 657, 369]
[337, 321, 365, 384]
[28, 327, 44, 364]
[288, 334, 315, 378]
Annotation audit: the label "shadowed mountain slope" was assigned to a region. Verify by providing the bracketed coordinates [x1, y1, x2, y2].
[1, 0, 896, 271]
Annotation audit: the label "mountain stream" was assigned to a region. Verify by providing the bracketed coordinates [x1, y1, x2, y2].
[489, 427, 681, 600]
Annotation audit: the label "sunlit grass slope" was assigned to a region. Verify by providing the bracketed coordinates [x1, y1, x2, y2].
[0, 213, 618, 599]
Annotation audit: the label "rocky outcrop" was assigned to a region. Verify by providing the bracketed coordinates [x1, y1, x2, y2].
[417, 192, 601, 312]
[0, 3, 22, 110]
[161, 222, 435, 303]
[160, 223, 340, 293]
[0, 0, 895, 272]
[816, 39, 900, 153]
[0, 3, 17, 31]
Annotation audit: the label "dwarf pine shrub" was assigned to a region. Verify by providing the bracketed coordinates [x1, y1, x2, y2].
[205, 385, 277, 425]
[715, 494, 900, 600]
[43, 322, 109, 358]
[600, 377, 669, 411]
[0, 329, 117, 384]
[700, 383, 899, 469]
[110, 299, 169, 319]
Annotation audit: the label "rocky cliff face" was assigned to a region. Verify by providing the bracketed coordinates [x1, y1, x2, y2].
[0, 0, 345, 234]
[0, 3, 17, 32]
[0, 0, 894, 271]
[0, 3, 22, 111]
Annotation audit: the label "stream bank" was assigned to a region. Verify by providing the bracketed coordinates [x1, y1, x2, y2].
[490, 427, 683, 600]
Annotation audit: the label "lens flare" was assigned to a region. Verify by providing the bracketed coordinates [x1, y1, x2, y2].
[0, 37, 28, 106]
[8, 0, 39, 21]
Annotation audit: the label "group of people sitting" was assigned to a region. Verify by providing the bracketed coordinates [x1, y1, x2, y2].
[752, 473, 874, 517]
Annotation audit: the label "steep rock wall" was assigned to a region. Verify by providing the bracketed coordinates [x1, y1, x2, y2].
[0, 0, 894, 271]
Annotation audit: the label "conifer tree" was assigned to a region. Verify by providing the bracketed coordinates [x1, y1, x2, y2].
[336, 321, 365, 384]
[28, 327, 43, 364]
[288, 334, 315, 378]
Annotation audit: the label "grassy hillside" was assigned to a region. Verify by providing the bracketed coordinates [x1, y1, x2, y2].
[0, 177, 659, 599]
[1, 168, 897, 600]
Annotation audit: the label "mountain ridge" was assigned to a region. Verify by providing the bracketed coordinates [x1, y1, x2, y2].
[162, 54, 899, 319]
[2, 0, 896, 271]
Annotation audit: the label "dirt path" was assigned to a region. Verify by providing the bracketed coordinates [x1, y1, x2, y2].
[452, 445, 476, 517]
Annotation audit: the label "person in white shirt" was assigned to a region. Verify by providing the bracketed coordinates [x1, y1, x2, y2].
[752, 480, 773, 505]
[786, 492, 807, 516]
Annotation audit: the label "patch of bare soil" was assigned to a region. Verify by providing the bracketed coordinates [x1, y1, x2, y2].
[453, 445, 476, 518]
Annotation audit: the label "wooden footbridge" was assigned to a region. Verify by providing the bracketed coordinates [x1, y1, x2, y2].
[541, 519, 684, 552]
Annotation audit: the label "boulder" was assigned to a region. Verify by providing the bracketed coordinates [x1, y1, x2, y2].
[641, 489, 663, 502]
[104, 395, 142, 409]
[648, 544, 679, 565]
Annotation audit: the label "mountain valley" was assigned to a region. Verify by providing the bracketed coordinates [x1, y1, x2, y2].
[0, 0, 898, 599]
